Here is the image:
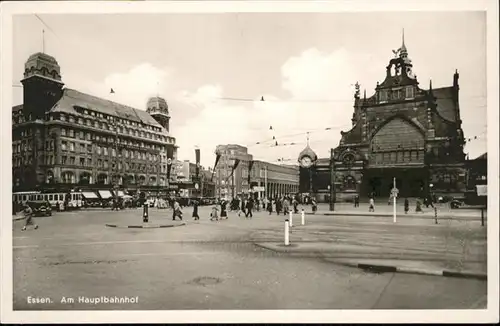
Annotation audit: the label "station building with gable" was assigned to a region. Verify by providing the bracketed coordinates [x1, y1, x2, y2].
[298, 36, 468, 202]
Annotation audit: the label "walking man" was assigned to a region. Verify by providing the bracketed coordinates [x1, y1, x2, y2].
[220, 199, 228, 220]
[245, 198, 253, 218]
[404, 198, 409, 214]
[192, 199, 200, 220]
[21, 203, 38, 231]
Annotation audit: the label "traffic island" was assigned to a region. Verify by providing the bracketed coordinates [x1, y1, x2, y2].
[105, 222, 186, 229]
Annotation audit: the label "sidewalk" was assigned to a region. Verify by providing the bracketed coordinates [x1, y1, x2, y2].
[253, 215, 487, 279]
[305, 202, 484, 219]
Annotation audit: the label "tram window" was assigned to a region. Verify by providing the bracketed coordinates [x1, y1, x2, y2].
[22, 195, 26, 201]
[59, 194, 63, 201]
[49, 195, 53, 201]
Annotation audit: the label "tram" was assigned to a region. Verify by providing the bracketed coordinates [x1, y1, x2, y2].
[12, 191, 83, 209]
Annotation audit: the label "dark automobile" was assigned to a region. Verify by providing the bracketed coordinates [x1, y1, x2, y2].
[26, 201, 52, 217]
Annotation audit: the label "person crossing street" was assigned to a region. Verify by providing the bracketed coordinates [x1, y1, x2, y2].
[21, 203, 38, 231]
[245, 198, 253, 218]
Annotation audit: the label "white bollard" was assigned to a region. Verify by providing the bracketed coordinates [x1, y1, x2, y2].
[289, 210, 293, 227]
[284, 219, 290, 246]
[393, 196, 397, 223]
[301, 209, 305, 225]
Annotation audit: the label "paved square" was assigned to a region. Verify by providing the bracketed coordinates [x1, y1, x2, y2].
[13, 207, 487, 310]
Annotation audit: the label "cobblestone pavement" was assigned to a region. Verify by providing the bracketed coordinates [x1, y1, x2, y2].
[12, 207, 487, 310]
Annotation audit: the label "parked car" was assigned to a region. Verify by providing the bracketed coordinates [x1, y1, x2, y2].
[450, 199, 464, 209]
[26, 200, 52, 217]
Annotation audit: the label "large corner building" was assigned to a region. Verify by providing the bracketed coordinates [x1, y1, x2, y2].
[12, 52, 178, 192]
[299, 36, 468, 202]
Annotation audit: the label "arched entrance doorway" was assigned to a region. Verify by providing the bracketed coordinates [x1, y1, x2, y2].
[79, 172, 92, 185]
[61, 171, 75, 184]
[97, 173, 108, 185]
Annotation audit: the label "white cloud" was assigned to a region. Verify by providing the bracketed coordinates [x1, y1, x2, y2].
[64, 62, 173, 110]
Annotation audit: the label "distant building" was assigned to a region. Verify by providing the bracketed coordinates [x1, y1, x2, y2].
[214, 144, 253, 198]
[214, 144, 299, 199]
[250, 161, 299, 200]
[298, 35, 468, 202]
[466, 152, 487, 189]
[12, 52, 179, 194]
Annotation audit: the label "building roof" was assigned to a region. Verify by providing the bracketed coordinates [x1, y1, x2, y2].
[432, 86, 457, 123]
[298, 144, 318, 161]
[50, 88, 163, 129]
[26, 52, 59, 65]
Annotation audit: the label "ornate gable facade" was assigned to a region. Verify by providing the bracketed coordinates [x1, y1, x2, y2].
[301, 34, 467, 201]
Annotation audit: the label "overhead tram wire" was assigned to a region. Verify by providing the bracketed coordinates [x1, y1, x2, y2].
[212, 95, 488, 104]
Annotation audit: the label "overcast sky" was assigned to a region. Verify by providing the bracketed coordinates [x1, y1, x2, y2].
[12, 11, 487, 168]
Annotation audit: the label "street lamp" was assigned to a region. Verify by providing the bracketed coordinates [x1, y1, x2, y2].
[329, 148, 336, 211]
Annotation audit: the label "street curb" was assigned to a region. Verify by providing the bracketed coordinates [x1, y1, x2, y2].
[304, 212, 480, 220]
[105, 222, 186, 229]
[253, 243, 487, 281]
[338, 261, 487, 281]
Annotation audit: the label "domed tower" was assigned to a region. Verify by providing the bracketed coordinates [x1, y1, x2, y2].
[298, 133, 318, 194]
[21, 52, 65, 120]
[146, 96, 170, 133]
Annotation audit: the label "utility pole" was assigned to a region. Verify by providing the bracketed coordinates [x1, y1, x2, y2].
[329, 148, 335, 211]
[231, 162, 235, 199]
[264, 165, 268, 200]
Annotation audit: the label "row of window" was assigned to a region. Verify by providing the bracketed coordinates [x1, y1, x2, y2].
[378, 87, 415, 102]
[73, 107, 162, 132]
[59, 127, 172, 148]
[372, 150, 424, 164]
[58, 155, 169, 174]
[57, 113, 169, 142]
[59, 140, 164, 162]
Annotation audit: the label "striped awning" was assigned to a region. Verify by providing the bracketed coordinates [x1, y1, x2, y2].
[98, 190, 113, 199]
[81, 192, 98, 199]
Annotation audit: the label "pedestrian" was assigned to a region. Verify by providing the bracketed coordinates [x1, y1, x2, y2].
[267, 198, 273, 215]
[245, 198, 253, 218]
[220, 199, 228, 220]
[415, 199, 423, 213]
[238, 197, 246, 217]
[283, 197, 290, 216]
[404, 198, 409, 214]
[210, 205, 219, 221]
[293, 198, 299, 213]
[172, 200, 183, 221]
[192, 199, 200, 220]
[369, 197, 375, 212]
[21, 203, 38, 231]
[311, 198, 317, 214]
[276, 198, 282, 215]
[354, 194, 360, 208]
